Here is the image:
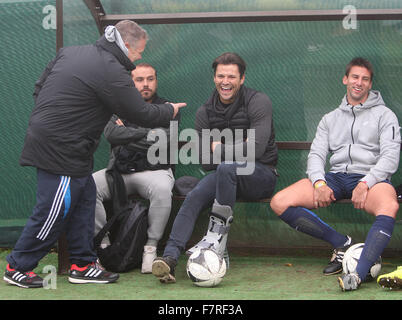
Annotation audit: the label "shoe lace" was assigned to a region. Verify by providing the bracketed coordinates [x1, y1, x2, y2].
[26, 271, 37, 278]
[330, 249, 344, 263]
[93, 260, 105, 271]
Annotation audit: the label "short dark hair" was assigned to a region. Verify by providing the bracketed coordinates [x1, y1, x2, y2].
[135, 62, 157, 78]
[212, 52, 246, 78]
[345, 57, 374, 81]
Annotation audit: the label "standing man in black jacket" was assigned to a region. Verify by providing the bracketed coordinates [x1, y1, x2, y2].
[152, 52, 278, 284]
[4, 20, 185, 289]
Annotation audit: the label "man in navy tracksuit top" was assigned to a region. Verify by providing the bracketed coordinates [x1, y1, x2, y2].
[4, 20, 185, 288]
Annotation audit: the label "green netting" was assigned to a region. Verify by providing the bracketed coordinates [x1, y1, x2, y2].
[0, 0, 57, 224]
[0, 0, 400, 250]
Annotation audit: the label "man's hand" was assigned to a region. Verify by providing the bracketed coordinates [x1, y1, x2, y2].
[351, 181, 369, 210]
[115, 118, 124, 126]
[211, 141, 221, 152]
[313, 181, 336, 208]
[171, 102, 187, 119]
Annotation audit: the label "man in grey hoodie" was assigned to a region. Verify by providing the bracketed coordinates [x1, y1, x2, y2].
[270, 57, 400, 291]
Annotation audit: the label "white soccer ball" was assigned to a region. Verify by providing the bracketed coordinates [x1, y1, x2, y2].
[186, 248, 227, 287]
[342, 243, 382, 280]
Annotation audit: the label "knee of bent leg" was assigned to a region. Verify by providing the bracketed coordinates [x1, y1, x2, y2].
[216, 162, 237, 177]
[148, 181, 173, 203]
[369, 197, 399, 218]
[385, 200, 399, 218]
[270, 191, 290, 215]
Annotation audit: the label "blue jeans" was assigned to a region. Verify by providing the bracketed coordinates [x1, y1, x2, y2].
[164, 162, 277, 260]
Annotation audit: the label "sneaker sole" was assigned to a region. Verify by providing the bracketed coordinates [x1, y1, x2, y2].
[3, 275, 42, 289]
[152, 260, 176, 284]
[324, 268, 343, 276]
[378, 277, 402, 290]
[68, 276, 118, 284]
[337, 277, 346, 291]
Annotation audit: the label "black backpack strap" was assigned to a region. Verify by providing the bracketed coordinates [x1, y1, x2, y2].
[105, 165, 128, 216]
[95, 162, 131, 249]
[94, 207, 126, 248]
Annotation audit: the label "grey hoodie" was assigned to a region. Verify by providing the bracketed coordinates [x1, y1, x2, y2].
[307, 90, 401, 188]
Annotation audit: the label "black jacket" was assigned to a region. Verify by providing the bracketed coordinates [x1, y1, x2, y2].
[104, 94, 178, 173]
[195, 86, 277, 171]
[19, 36, 174, 177]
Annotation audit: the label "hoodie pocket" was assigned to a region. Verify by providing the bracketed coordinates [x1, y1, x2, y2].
[356, 122, 379, 147]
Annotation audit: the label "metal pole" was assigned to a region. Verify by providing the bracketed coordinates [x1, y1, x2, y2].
[55, 0, 70, 274]
[56, 0, 63, 51]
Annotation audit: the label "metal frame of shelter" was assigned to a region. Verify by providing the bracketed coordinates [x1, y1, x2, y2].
[58, 1, 402, 38]
[55, 0, 402, 273]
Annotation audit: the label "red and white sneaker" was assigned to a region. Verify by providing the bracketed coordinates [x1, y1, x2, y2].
[3, 264, 44, 288]
[68, 263, 119, 284]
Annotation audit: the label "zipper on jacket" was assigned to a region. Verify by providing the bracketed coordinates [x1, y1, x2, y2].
[346, 106, 356, 173]
[350, 106, 356, 144]
[392, 126, 395, 140]
[346, 144, 352, 172]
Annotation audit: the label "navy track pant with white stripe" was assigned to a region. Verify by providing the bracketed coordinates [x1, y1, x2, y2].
[7, 169, 98, 272]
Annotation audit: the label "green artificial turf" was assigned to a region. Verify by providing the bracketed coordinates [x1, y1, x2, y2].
[1, 249, 401, 302]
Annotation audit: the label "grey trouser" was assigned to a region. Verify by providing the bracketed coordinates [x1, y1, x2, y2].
[93, 168, 175, 246]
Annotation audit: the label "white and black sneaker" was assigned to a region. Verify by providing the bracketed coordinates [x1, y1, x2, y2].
[3, 264, 44, 288]
[323, 236, 353, 275]
[68, 262, 119, 284]
[338, 272, 361, 291]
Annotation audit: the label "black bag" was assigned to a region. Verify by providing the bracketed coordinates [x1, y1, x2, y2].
[114, 146, 169, 174]
[396, 184, 402, 200]
[93, 200, 149, 273]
